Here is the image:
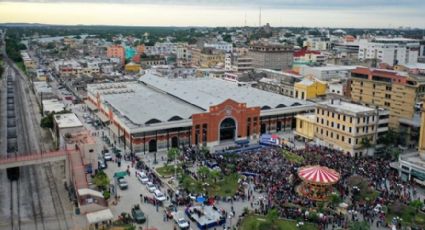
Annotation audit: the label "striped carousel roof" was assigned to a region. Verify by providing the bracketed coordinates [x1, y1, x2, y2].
[298, 165, 340, 185]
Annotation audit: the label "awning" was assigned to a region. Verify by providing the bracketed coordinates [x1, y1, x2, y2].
[85, 100, 98, 111]
[78, 188, 104, 198]
[108, 124, 123, 137]
[96, 112, 110, 123]
[86, 209, 114, 224]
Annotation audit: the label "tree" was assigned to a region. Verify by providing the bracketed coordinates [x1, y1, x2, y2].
[167, 148, 180, 161]
[209, 170, 221, 184]
[197, 166, 211, 182]
[266, 208, 279, 226]
[93, 171, 110, 190]
[40, 113, 54, 129]
[360, 137, 373, 157]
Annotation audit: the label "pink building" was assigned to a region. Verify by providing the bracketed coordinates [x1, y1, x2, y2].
[107, 45, 125, 66]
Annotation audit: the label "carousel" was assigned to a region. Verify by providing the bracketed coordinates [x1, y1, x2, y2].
[297, 165, 340, 201]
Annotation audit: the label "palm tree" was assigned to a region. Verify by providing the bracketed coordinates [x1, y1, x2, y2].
[360, 137, 372, 157]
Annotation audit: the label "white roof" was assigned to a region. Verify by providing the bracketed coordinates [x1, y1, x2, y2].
[86, 209, 113, 224]
[89, 82, 203, 126]
[54, 113, 83, 129]
[298, 78, 314, 86]
[140, 71, 311, 110]
[78, 188, 104, 197]
[319, 100, 375, 114]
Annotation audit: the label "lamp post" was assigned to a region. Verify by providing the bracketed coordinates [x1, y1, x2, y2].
[153, 152, 158, 164]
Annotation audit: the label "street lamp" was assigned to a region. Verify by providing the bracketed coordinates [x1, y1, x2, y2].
[153, 152, 158, 164]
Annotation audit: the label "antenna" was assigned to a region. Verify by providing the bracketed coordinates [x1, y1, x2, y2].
[244, 12, 247, 27]
[259, 7, 262, 27]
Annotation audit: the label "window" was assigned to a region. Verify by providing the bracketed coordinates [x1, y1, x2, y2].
[342, 136, 345, 142]
[327, 121, 329, 126]
[321, 129, 323, 134]
[331, 132, 333, 138]
[316, 117, 319, 123]
[349, 127, 352, 132]
[350, 117, 353, 123]
[336, 134, 339, 140]
[332, 113, 335, 118]
[337, 124, 340, 129]
[300, 121, 303, 129]
[331, 122, 334, 127]
[326, 130, 328, 136]
[357, 118, 360, 123]
[343, 115, 346, 121]
[348, 138, 351, 144]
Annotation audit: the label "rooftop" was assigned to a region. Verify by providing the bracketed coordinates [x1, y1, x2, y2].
[140, 70, 312, 111]
[54, 113, 83, 129]
[318, 99, 375, 115]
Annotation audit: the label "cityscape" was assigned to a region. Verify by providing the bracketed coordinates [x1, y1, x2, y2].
[1, 1, 425, 230]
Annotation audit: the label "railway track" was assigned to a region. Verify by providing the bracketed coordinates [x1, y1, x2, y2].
[10, 57, 68, 230]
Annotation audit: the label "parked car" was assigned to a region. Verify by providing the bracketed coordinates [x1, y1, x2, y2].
[131, 205, 146, 224]
[117, 177, 128, 190]
[146, 182, 157, 193]
[103, 152, 113, 161]
[172, 211, 190, 230]
[136, 171, 149, 184]
[153, 189, 166, 202]
[98, 160, 107, 170]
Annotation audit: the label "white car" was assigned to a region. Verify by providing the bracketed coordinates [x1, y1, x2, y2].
[136, 171, 149, 184]
[172, 211, 190, 230]
[153, 189, 166, 202]
[103, 153, 113, 161]
[146, 182, 157, 193]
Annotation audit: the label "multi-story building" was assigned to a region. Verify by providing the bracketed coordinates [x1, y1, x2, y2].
[295, 99, 389, 157]
[303, 37, 330, 51]
[294, 78, 327, 100]
[358, 38, 420, 66]
[106, 45, 125, 66]
[300, 65, 357, 81]
[224, 53, 253, 72]
[292, 49, 327, 73]
[176, 44, 192, 67]
[204, 41, 233, 52]
[191, 48, 225, 68]
[253, 69, 302, 97]
[248, 41, 293, 71]
[350, 67, 425, 128]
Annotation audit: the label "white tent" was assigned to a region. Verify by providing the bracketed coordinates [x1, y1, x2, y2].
[86, 209, 113, 224]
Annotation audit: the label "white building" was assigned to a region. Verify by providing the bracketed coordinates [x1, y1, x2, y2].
[204, 41, 233, 53]
[299, 65, 357, 81]
[303, 37, 330, 51]
[224, 53, 253, 72]
[358, 38, 420, 66]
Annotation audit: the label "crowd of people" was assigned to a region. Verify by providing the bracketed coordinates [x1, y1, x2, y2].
[210, 143, 416, 229]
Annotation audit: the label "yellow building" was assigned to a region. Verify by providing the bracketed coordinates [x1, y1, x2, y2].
[295, 114, 316, 140]
[295, 99, 389, 157]
[191, 47, 225, 68]
[124, 62, 141, 73]
[350, 67, 425, 128]
[294, 78, 327, 100]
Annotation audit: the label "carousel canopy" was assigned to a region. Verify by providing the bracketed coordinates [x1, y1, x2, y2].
[298, 165, 340, 185]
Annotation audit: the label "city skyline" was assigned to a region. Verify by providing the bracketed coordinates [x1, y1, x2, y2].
[0, 0, 425, 28]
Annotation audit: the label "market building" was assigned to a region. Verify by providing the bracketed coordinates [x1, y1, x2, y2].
[86, 70, 314, 154]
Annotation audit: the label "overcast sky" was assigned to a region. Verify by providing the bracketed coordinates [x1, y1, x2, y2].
[0, 0, 424, 28]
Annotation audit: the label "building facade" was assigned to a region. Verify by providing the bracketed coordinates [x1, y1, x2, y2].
[86, 70, 314, 154]
[358, 38, 420, 66]
[296, 99, 389, 157]
[106, 45, 125, 66]
[350, 67, 423, 128]
[248, 41, 294, 70]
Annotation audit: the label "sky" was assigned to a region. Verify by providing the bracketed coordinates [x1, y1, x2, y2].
[0, 0, 424, 28]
